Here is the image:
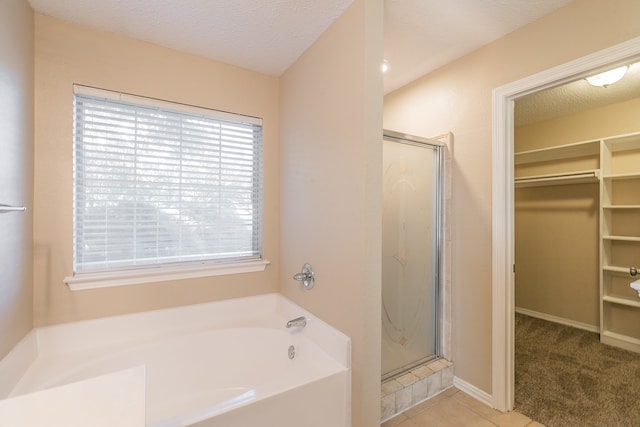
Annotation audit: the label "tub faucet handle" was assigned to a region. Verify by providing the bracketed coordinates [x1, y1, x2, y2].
[293, 263, 315, 290]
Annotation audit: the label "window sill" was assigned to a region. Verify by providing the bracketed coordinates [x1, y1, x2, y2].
[64, 259, 270, 291]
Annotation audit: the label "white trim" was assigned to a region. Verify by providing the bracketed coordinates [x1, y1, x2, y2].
[515, 307, 600, 333]
[64, 259, 270, 291]
[492, 35, 640, 412]
[491, 79, 515, 413]
[453, 376, 493, 409]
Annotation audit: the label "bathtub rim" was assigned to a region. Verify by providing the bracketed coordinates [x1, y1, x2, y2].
[0, 292, 351, 400]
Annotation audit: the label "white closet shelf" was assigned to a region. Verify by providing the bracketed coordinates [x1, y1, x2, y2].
[514, 139, 600, 165]
[603, 235, 640, 242]
[603, 265, 636, 274]
[603, 295, 640, 308]
[514, 170, 599, 188]
[605, 133, 640, 152]
[603, 205, 640, 209]
[602, 172, 640, 180]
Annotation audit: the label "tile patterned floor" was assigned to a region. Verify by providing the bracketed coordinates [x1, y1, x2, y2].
[381, 387, 545, 427]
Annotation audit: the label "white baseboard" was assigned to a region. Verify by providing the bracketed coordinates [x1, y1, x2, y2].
[453, 376, 493, 408]
[515, 307, 599, 333]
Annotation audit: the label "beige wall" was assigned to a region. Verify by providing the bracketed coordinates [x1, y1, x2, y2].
[279, 1, 383, 425]
[515, 183, 600, 326]
[516, 97, 640, 151]
[33, 14, 280, 326]
[0, 0, 34, 359]
[383, 0, 640, 395]
[515, 98, 640, 327]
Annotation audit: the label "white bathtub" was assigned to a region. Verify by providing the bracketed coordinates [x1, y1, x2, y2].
[0, 293, 351, 427]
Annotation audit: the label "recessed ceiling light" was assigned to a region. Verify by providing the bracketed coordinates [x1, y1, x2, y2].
[381, 60, 390, 73]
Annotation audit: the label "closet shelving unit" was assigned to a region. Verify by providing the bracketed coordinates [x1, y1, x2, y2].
[600, 133, 640, 352]
[515, 132, 640, 353]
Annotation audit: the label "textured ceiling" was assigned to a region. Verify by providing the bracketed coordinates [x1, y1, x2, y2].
[27, 0, 354, 76]
[515, 62, 640, 126]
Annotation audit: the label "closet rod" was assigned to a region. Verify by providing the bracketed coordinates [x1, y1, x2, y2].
[515, 170, 599, 188]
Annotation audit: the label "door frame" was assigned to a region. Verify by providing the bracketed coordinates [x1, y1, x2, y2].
[491, 35, 640, 412]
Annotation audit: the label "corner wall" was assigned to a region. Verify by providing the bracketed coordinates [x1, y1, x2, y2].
[0, 0, 34, 359]
[33, 14, 280, 326]
[279, 1, 383, 425]
[384, 0, 640, 395]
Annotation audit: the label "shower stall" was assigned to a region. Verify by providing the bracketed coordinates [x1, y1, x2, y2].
[382, 130, 443, 381]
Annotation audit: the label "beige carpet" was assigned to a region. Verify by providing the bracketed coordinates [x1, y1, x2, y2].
[515, 313, 640, 426]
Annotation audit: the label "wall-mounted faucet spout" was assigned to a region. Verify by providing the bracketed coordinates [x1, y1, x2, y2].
[286, 316, 307, 328]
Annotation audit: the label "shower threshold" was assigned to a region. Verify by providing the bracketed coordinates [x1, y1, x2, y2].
[380, 358, 454, 422]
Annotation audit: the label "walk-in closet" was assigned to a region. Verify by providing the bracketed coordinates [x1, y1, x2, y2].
[515, 95, 640, 353]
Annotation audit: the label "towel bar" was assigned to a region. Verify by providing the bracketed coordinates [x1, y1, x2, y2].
[0, 204, 27, 214]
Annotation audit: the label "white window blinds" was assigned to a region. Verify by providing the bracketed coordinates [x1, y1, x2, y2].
[72, 85, 263, 274]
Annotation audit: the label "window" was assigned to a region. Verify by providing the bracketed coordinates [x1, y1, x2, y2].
[69, 85, 264, 287]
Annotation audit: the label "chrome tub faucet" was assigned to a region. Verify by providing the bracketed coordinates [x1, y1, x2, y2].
[286, 316, 307, 328]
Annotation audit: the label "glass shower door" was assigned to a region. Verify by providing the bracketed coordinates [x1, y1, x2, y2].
[381, 132, 441, 380]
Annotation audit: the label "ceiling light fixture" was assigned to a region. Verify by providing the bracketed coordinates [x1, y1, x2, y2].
[586, 65, 628, 88]
[381, 60, 389, 73]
